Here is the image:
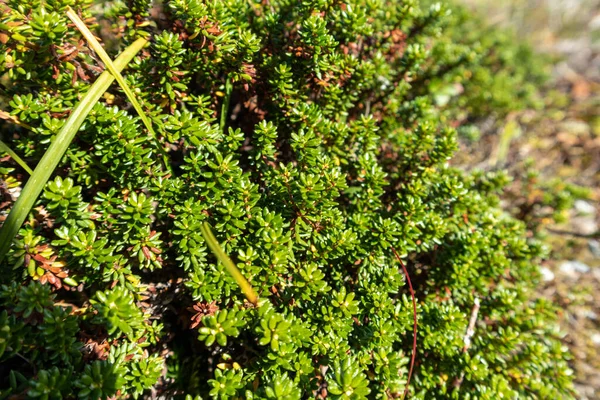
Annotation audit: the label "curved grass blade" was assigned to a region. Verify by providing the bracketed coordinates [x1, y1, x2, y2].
[66, 7, 171, 173]
[0, 140, 33, 175]
[0, 38, 148, 262]
[220, 78, 233, 134]
[200, 222, 258, 305]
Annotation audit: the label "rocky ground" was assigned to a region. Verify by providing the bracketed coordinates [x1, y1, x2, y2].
[458, 0, 600, 397]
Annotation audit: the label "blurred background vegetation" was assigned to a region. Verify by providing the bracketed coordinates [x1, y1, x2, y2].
[457, 0, 599, 398]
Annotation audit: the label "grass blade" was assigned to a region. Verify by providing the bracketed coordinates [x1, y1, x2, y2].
[66, 7, 171, 173]
[220, 78, 233, 134]
[0, 38, 148, 262]
[200, 222, 258, 305]
[0, 140, 34, 175]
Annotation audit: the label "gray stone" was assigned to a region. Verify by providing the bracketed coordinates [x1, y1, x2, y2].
[559, 119, 591, 136]
[559, 260, 591, 275]
[574, 200, 597, 216]
[589, 240, 600, 258]
[539, 266, 555, 282]
[571, 216, 599, 236]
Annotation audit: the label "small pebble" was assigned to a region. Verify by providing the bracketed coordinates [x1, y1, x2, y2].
[584, 310, 598, 320]
[574, 200, 596, 216]
[7, 186, 21, 201]
[559, 260, 591, 275]
[571, 216, 598, 236]
[589, 240, 600, 258]
[539, 266, 555, 282]
[559, 119, 591, 136]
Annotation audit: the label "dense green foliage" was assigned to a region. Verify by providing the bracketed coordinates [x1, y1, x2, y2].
[0, 0, 573, 398]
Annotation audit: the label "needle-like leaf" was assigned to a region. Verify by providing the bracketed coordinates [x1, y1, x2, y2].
[65, 7, 171, 173]
[0, 38, 148, 262]
[200, 222, 258, 305]
[0, 140, 34, 175]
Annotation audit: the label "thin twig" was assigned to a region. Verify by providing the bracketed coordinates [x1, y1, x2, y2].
[13, 350, 36, 373]
[391, 246, 418, 400]
[462, 297, 480, 352]
[547, 227, 599, 239]
[453, 297, 481, 390]
[0, 110, 33, 130]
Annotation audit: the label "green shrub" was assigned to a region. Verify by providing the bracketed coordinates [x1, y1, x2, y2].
[0, 0, 573, 399]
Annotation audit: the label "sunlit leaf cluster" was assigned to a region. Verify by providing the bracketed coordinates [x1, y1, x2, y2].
[0, 0, 573, 398]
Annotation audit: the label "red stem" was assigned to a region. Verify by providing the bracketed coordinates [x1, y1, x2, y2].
[391, 246, 418, 400]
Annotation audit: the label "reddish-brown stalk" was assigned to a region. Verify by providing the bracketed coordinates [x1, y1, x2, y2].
[391, 246, 418, 400]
